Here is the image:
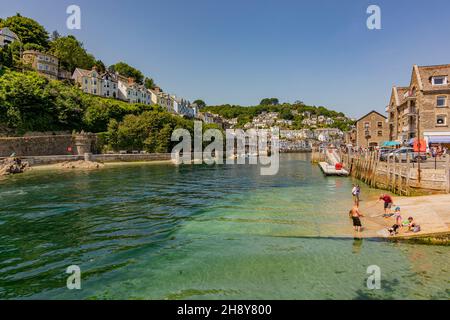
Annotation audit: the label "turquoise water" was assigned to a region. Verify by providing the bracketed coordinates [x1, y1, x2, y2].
[0, 154, 448, 299]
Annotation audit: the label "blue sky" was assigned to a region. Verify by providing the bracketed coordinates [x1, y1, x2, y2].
[1, 0, 450, 117]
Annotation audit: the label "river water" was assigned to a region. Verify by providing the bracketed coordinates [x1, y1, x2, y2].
[0, 154, 448, 299]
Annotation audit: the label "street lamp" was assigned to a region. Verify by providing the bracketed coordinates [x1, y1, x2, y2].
[365, 133, 371, 149]
[406, 110, 422, 183]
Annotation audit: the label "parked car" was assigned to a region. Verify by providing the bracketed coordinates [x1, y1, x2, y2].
[379, 148, 395, 161]
[388, 147, 427, 163]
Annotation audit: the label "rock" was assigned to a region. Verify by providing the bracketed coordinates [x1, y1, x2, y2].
[0, 157, 30, 176]
[56, 160, 104, 170]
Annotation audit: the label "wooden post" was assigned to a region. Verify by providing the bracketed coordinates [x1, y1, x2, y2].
[406, 154, 411, 196]
[446, 155, 450, 193]
[387, 155, 391, 190]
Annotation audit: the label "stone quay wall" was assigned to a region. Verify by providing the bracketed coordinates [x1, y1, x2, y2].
[0, 134, 98, 157]
[20, 153, 172, 166]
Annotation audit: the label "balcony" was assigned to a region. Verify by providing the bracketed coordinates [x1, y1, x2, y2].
[403, 90, 417, 101]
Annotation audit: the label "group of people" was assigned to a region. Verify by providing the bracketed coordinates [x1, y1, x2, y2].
[385, 206, 420, 236]
[430, 145, 448, 159]
[348, 186, 420, 236]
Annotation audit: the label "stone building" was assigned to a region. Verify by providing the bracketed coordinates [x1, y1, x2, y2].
[387, 64, 450, 147]
[22, 50, 59, 80]
[355, 110, 388, 148]
[344, 127, 357, 146]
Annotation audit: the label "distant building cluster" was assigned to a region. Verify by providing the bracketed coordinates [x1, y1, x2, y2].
[72, 66, 199, 118]
[301, 111, 335, 127]
[1, 24, 200, 119]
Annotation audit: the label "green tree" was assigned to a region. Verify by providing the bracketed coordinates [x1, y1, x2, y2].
[0, 14, 49, 49]
[23, 43, 46, 52]
[93, 60, 106, 73]
[279, 108, 294, 120]
[110, 62, 144, 84]
[51, 30, 60, 41]
[144, 77, 156, 90]
[193, 99, 206, 109]
[49, 35, 96, 72]
[260, 98, 279, 106]
[0, 45, 14, 68]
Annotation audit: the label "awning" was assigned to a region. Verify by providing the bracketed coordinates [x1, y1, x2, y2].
[427, 136, 450, 144]
[382, 141, 401, 147]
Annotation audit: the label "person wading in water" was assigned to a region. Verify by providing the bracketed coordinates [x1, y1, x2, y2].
[349, 205, 364, 232]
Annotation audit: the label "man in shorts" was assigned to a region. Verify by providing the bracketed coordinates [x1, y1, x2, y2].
[349, 205, 364, 232]
[378, 194, 394, 216]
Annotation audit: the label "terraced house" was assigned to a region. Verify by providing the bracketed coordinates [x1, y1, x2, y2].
[387, 64, 450, 147]
[72, 67, 114, 97]
[117, 77, 151, 104]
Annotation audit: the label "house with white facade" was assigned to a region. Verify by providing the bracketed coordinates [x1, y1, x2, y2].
[100, 71, 119, 99]
[155, 92, 174, 112]
[0, 27, 19, 47]
[72, 67, 103, 96]
[72, 67, 119, 98]
[117, 77, 151, 104]
[173, 96, 195, 118]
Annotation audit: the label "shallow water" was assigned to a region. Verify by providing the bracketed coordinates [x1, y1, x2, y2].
[0, 154, 448, 299]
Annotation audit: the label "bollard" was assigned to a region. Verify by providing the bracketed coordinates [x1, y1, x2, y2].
[84, 153, 92, 162]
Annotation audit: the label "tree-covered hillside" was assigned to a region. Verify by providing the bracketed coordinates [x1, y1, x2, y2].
[203, 102, 354, 131]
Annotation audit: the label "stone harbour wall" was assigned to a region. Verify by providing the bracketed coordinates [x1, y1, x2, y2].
[0, 134, 98, 157]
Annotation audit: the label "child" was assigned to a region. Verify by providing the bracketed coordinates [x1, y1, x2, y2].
[393, 207, 402, 225]
[387, 207, 402, 236]
[407, 217, 421, 233]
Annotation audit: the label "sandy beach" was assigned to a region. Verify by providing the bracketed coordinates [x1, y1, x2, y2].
[30, 159, 175, 171]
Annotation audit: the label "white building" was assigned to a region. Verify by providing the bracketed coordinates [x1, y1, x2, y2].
[173, 96, 195, 118]
[157, 92, 174, 112]
[117, 77, 151, 104]
[100, 71, 119, 99]
[72, 67, 119, 99]
[0, 27, 19, 47]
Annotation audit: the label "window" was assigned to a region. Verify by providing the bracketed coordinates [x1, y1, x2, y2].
[377, 122, 383, 128]
[364, 122, 370, 129]
[432, 76, 447, 86]
[437, 96, 447, 107]
[377, 131, 383, 137]
[436, 115, 447, 126]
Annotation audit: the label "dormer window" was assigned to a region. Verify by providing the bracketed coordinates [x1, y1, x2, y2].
[432, 76, 447, 86]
